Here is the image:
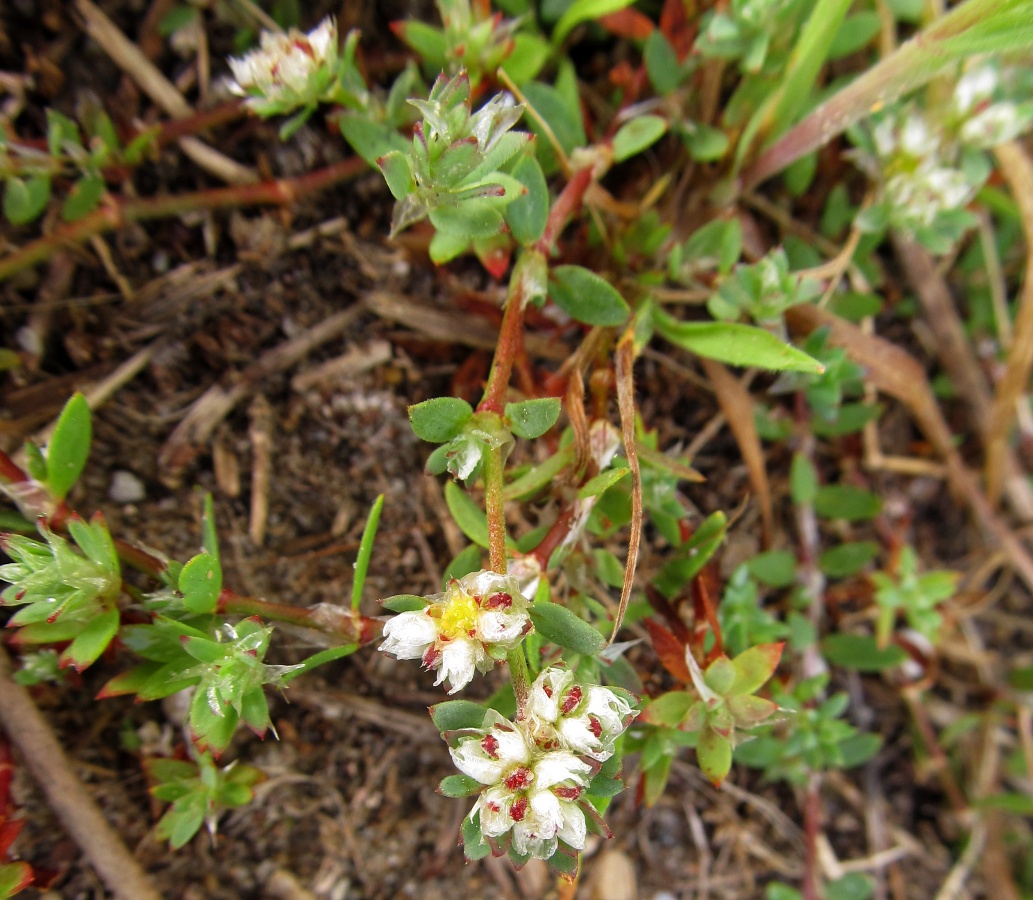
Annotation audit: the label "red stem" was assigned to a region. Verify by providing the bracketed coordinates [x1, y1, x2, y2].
[0, 156, 367, 282]
[534, 166, 594, 256]
[802, 774, 821, 900]
[478, 284, 526, 414]
[531, 505, 576, 568]
[0, 451, 27, 486]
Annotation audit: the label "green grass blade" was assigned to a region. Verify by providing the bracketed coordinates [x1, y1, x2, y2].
[351, 494, 384, 611]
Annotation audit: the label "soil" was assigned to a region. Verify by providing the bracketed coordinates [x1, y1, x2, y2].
[1, 2, 1031, 899]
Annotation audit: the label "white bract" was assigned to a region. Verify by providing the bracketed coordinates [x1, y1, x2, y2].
[228, 17, 339, 115]
[379, 570, 530, 693]
[526, 666, 636, 761]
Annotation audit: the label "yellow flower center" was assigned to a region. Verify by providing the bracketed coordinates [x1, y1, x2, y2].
[439, 588, 479, 639]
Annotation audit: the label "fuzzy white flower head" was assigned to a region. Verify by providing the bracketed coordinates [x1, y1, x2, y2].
[228, 17, 339, 114]
[379, 569, 530, 693]
[526, 666, 635, 761]
[898, 115, 939, 160]
[465, 733, 593, 860]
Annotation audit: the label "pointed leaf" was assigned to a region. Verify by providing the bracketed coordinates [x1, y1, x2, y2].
[549, 265, 630, 327]
[696, 726, 732, 786]
[46, 393, 92, 500]
[506, 153, 549, 245]
[728, 642, 784, 696]
[438, 774, 483, 797]
[528, 602, 605, 655]
[639, 690, 694, 727]
[60, 605, 118, 672]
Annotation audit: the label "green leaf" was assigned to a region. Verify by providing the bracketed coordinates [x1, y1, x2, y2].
[60, 605, 119, 672]
[338, 113, 410, 167]
[822, 633, 906, 671]
[640, 691, 694, 728]
[612, 115, 668, 162]
[352, 494, 383, 610]
[3, 176, 51, 225]
[445, 480, 490, 549]
[430, 699, 486, 732]
[789, 452, 818, 505]
[46, 108, 80, 156]
[506, 397, 561, 440]
[282, 644, 358, 682]
[697, 726, 733, 785]
[201, 493, 220, 561]
[23, 440, 48, 483]
[61, 173, 105, 222]
[819, 541, 879, 578]
[746, 550, 798, 588]
[655, 312, 823, 373]
[46, 392, 92, 500]
[728, 642, 784, 696]
[393, 20, 447, 67]
[578, 466, 630, 499]
[974, 793, 1033, 815]
[438, 774, 483, 797]
[506, 153, 549, 245]
[429, 202, 506, 239]
[0, 861, 33, 896]
[552, 0, 635, 44]
[461, 812, 492, 861]
[838, 732, 882, 767]
[814, 484, 882, 521]
[377, 151, 414, 200]
[828, 12, 882, 58]
[381, 594, 430, 612]
[178, 553, 222, 615]
[443, 544, 483, 583]
[409, 397, 473, 443]
[644, 30, 682, 94]
[504, 33, 551, 84]
[682, 123, 729, 162]
[528, 602, 605, 655]
[549, 265, 630, 327]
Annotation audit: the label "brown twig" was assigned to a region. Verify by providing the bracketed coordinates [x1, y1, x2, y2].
[0, 647, 163, 900]
[985, 142, 1033, 505]
[700, 358, 772, 547]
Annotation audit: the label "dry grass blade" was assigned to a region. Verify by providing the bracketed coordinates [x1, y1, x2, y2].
[74, 0, 256, 185]
[699, 358, 772, 547]
[985, 141, 1033, 506]
[611, 333, 642, 646]
[785, 303, 1033, 593]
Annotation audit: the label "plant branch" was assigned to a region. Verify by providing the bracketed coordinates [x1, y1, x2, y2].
[483, 443, 508, 575]
[0, 157, 366, 283]
[478, 284, 527, 415]
[535, 166, 594, 256]
[0, 647, 163, 900]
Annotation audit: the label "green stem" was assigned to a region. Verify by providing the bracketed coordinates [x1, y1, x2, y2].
[483, 443, 508, 575]
[507, 646, 531, 718]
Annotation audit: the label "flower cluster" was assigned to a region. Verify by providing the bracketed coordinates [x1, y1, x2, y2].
[379, 569, 531, 693]
[854, 63, 1033, 251]
[227, 18, 351, 118]
[448, 668, 635, 860]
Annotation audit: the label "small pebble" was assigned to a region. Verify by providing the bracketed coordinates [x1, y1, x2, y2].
[109, 470, 146, 503]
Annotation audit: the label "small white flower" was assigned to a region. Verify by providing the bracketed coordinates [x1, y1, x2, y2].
[507, 554, 543, 602]
[450, 709, 532, 784]
[898, 116, 938, 159]
[379, 570, 531, 693]
[960, 102, 1024, 149]
[526, 666, 635, 761]
[227, 17, 339, 113]
[954, 65, 998, 116]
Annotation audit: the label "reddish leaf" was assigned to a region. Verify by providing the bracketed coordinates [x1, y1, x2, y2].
[692, 571, 724, 661]
[644, 618, 691, 683]
[660, 0, 695, 60]
[0, 821, 22, 859]
[599, 8, 655, 39]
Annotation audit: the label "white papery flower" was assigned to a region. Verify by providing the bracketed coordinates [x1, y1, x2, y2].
[960, 102, 1024, 149]
[380, 570, 530, 693]
[954, 65, 998, 116]
[227, 17, 339, 114]
[466, 733, 593, 859]
[526, 666, 635, 761]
